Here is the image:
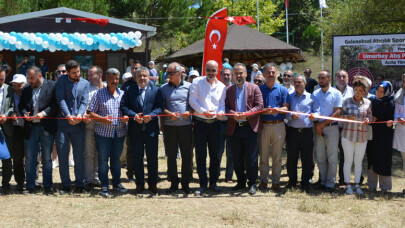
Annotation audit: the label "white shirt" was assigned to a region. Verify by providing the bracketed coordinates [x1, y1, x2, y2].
[126, 66, 132, 73]
[189, 76, 226, 119]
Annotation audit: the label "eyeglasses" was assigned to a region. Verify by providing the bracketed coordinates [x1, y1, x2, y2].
[254, 79, 263, 83]
[304, 71, 310, 74]
[167, 71, 178, 76]
[283, 74, 292, 77]
[205, 68, 217, 73]
[132, 68, 138, 71]
[56, 70, 66, 74]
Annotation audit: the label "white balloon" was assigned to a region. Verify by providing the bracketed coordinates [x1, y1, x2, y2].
[9, 36, 17, 44]
[28, 33, 35, 41]
[85, 37, 93, 46]
[61, 37, 69, 45]
[123, 43, 130, 50]
[55, 33, 63, 41]
[74, 32, 80, 37]
[80, 34, 87, 42]
[286, 62, 293, 69]
[74, 44, 81, 51]
[68, 41, 74, 49]
[34, 37, 43, 45]
[128, 31, 135, 39]
[23, 43, 30, 51]
[3, 33, 10, 41]
[49, 45, 56, 52]
[0, 44, 3, 51]
[135, 39, 142, 47]
[98, 34, 105, 40]
[134, 31, 142, 39]
[15, 41, 23, 49]
[117, 40, 123, 47]
[104, 34, 111, 41]
[110, 36, 118, 44]
[42, 41, 49, 48]
[98, 44, 106, 51]
[279, 63, 286, 70]
[23, 32, 29, 37]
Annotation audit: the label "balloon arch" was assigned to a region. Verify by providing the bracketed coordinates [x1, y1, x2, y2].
[0, 31, 143, 52]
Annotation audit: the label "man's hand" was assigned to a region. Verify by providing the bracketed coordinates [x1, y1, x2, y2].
[24, 112, 33, 122]
[0, 114, 7, 124]
[35, 112, 45, 119]
[75, 114, 83, 124]
[67, 115, 76, 125]
[217, 112, 224, 120]
[180, 111, 190, 119]
[168, 111, 179, 121]
[83, 113, 91, 124]
[292, 113, 300, 120]
[135, 113, 143, 124]
[387, 120, 394, 127]
[122, 115, 129, 123]
[346, 115, 356, 120]
[262, 106, 272, 115]
[239, 112, 247, 121]
[143, 115, 151, 123]
[314, 122, 324, 136]
[362, 118, 370, 126]
[10, 112, 18, 121]
[203, 110, 216, 118]
[308, 113, 316, 121]
[103, 115, 113, 125]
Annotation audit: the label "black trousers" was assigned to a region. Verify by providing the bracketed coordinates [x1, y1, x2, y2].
[230, 123, 258, 187]
[163, 124, 193, 187]
[2, 126, 25, 188]
[125, 137, 135, 176]
[338, 128, 344, 183]
[286, 127, 314, 186]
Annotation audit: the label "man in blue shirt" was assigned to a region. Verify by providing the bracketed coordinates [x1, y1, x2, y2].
[16, 55, 30, 76]
[258, 63, 289, 191]
[286, 75, 319, 192]
[37, 57, 49, 79]
[312, 70, 343, 193]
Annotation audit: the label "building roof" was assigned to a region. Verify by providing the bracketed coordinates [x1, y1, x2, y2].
[168, 24, 306, 66]
[0, 7, 156, 38]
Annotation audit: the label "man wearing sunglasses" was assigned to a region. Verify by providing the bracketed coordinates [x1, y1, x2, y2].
[253, 72, 265, 86]
[282, 70, 295, 94]
[189, 60, 226, 196]
[54, 64, 66, 81]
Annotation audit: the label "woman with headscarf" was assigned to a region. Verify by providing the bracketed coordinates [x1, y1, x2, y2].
[393, 74, 405, 194]
[368, 81, 395, 193]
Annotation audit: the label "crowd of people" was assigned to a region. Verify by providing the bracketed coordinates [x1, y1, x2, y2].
[0, 58, 404, 197]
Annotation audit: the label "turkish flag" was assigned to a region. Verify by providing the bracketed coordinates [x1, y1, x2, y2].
[202, 7, 227, 79]
[225, 16, 256, 25]
[70, 18, 109, 26]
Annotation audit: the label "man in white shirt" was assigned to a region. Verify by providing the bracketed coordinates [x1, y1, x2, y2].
[189, 60, 226, 195]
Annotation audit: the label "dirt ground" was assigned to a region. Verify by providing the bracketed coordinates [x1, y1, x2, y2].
[1, 135, 404, 227]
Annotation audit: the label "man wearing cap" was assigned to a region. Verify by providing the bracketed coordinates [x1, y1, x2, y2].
[19, 66, 58, 194]
[0, 68, 17, 194]
[189, 60, 226, 195]
[6, 74, 27, 193]
[250, 63, 259, 83]
[148, 61, 159, 84]
[122, 72, 133, 83]
[82, 66, 105, 191]
[258, 63, 290, 192]
[161, 62, 193, 194]
[160, 64, 168, 83]
[187, 70, 200, 83]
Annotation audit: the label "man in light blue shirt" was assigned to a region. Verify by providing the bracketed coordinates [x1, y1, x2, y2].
[286, 75, 319, 192]
[312, 70, 343, 193]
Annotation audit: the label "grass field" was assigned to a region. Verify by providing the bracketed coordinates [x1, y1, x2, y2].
[1, 134, 404, 227]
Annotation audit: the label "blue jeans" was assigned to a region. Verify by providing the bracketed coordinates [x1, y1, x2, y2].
[194, 119, 221, 188]
[25, 124, 54, 189]
[56, 124, 85, 188]
[95, 133, 125, 188]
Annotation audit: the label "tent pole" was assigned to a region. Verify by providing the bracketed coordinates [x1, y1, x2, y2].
[256, 0, 260, 31]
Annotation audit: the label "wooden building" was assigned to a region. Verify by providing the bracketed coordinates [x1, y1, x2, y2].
[0, 7, 156, 82]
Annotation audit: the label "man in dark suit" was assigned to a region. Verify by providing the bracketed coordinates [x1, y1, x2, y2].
[120, 67, 163, 194]
[55, 60, 89, 194]
[0, 68, 15, 194]
[19, 66, 58, 194]
[225, 63, 263, 195]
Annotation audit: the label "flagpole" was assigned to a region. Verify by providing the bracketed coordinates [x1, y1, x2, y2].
[321, 6, 324, 70]
[256, 0, 260, 31]
[286, 3, 289, 44]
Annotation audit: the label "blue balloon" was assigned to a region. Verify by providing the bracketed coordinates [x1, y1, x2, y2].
[68, 34, 75, 41]
[10, 31, 16, 36]
[98, 38, 104, 46]
[87, 33, 92, 37]
[41, 34, 49, 41]
[62, 45, 69, 51]
[110, 33, 116, 37]
[104, 41, 111, 49]
[3, 41, 10, 49]
[10, 45, 16, 51]
[73, 37, 81, 45]
[123, 37, 130, 44]
[36, 45, 43, 52]
[48, 38, 56, 46]
[86, 46, 92, 52]
[129, 39, 136, 47]
[80, 41, 86, 49]
[29, 41, 36, 49]
[116, 33, 122, 40]
[111, 43, 118, 51]
[35, 32, 42, 37]
[16, 33, 22, 41]
[0, 36, 3, 43]
[22, 36, 29, 44]
[62, 32, 68, 37]
[55, 41, 62, 49]
[92, 35, 99, 43]
[92, 43, 99, 50]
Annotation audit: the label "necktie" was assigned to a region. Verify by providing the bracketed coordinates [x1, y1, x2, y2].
[139, 88, 145, 106]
